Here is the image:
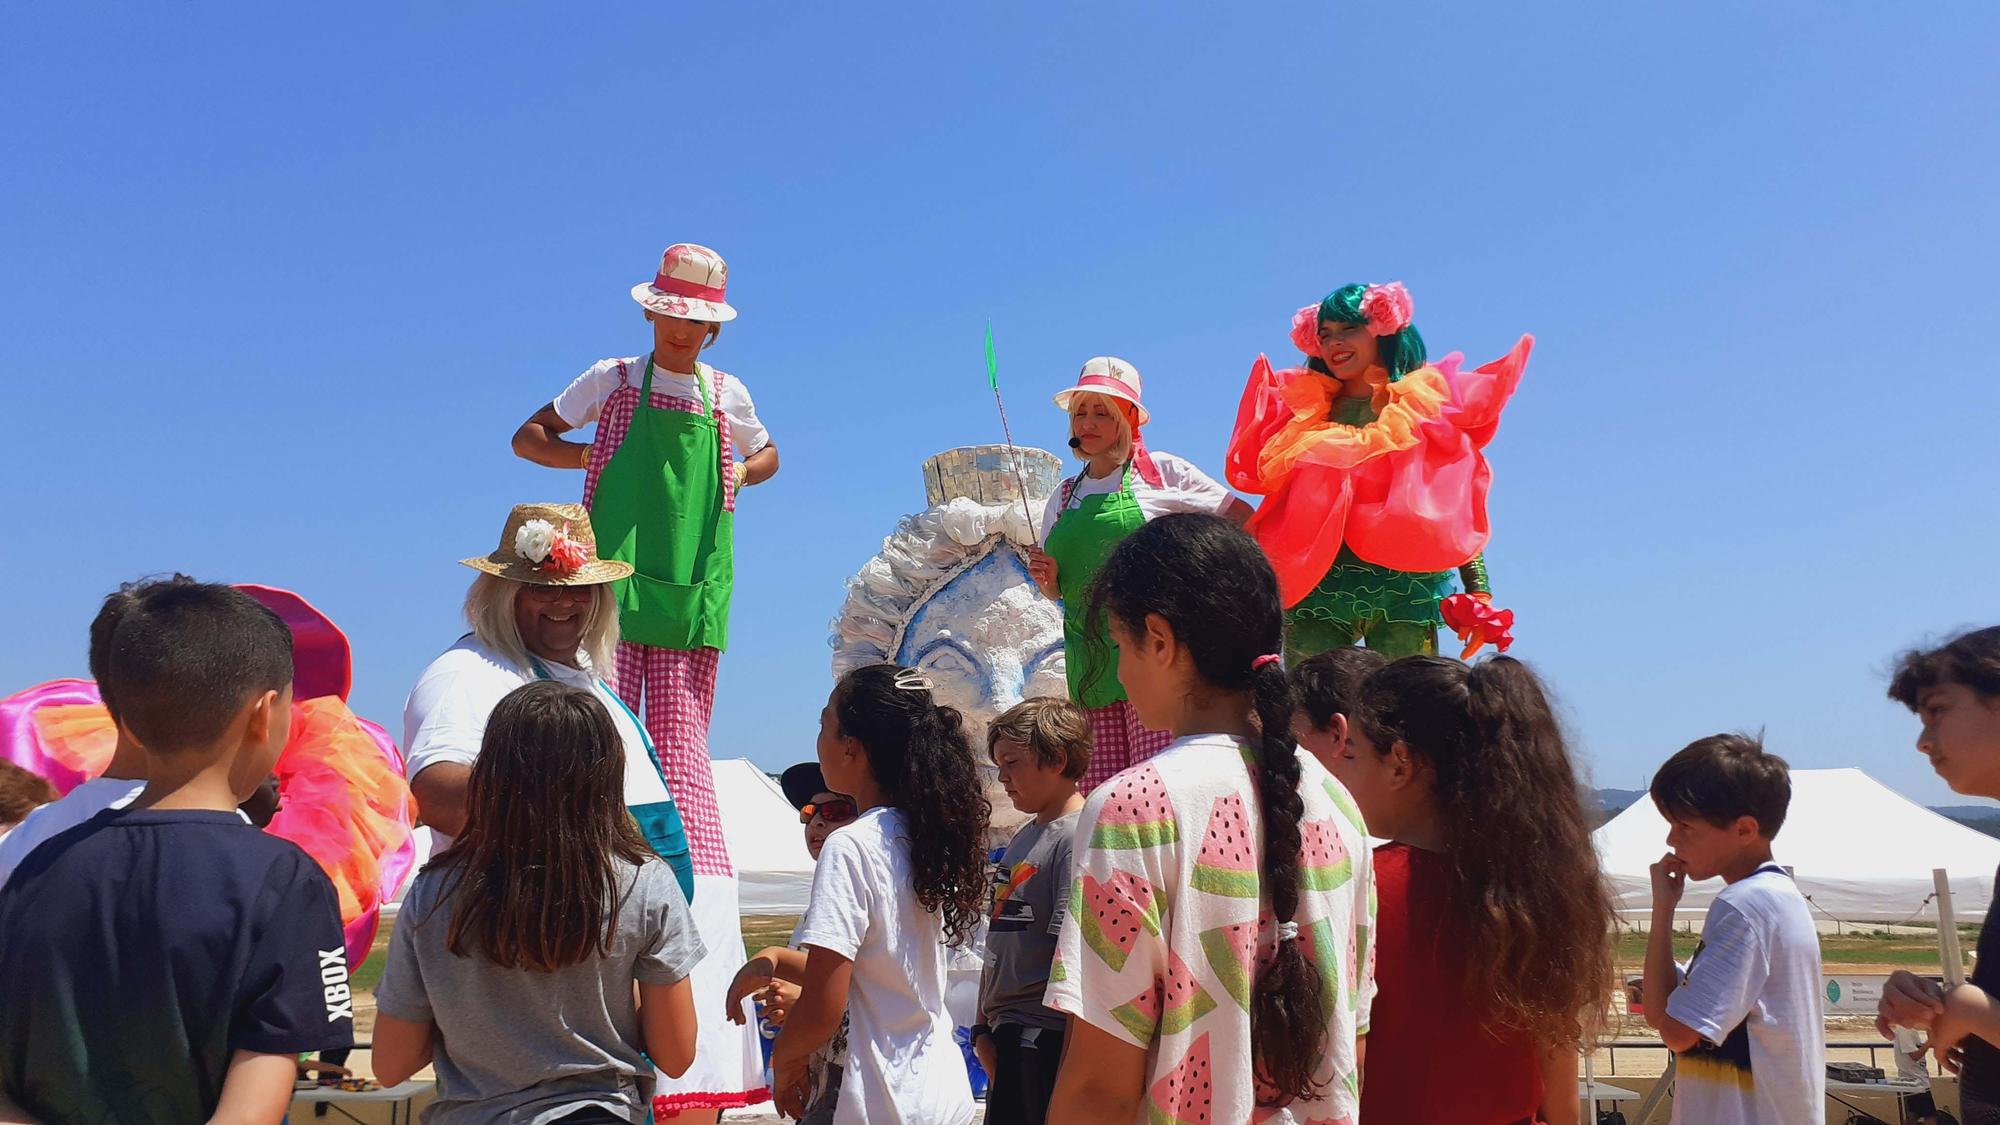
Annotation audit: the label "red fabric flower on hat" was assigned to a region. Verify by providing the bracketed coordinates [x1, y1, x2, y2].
[541, 524, 589, 576]
[1361, 282, 1414, 336]
[1440, 592, 1514, 658]
[1290, 304, 1322, 356]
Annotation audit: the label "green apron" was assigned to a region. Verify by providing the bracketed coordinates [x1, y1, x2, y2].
[1044, 463, 1146, 708]
[588, 359, 734, 652]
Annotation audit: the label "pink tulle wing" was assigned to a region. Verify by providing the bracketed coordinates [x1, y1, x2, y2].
[0, 680, 109, 796]
[1225, 354, 1292, 494]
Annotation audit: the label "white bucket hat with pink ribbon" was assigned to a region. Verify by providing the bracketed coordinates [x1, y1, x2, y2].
[630, 243, 738, 322]
[1051, 356, 1151, 426]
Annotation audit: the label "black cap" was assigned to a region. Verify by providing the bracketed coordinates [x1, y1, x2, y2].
[780, 762, 829, 810]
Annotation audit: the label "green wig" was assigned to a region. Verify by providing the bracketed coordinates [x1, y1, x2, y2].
[1312, 283, 1427, 382]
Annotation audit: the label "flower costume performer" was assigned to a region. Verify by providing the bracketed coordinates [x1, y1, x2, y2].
[511, 244, 777, 1120]
[1224, 282, 1530, 662]
[0, 585, 415, 971]
[1027, 357, 1249, 793]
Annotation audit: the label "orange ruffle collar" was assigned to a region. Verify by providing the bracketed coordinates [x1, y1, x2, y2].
[1254, 365, 1449, 487]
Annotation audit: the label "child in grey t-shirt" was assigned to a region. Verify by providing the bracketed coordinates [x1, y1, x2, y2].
[974, 699, 1091, 1125]
[371, 681, 706, 1125]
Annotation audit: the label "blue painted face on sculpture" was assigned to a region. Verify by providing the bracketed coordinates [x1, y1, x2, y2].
[895, 548, 1067, 735]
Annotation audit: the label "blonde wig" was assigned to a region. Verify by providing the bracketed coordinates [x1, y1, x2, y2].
[463, 573, 621, 681]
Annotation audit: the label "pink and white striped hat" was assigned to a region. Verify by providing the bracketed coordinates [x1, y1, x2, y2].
[1052, 356, 1150, 426]
[630, 243, 737, 322]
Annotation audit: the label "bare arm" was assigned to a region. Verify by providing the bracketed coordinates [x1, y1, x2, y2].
[206, 1050, 297, 1125]
[740, 443, 779, 486]
[370, 1012, 435, 1088]
[1536, 1041, 1579, 1125]
[409, 763, 471, 840]
[1045, 1017, 1147, 1123]
[726, 946, 810, 1025]
[640, 976, 699, 1078]
[769, 945, 854, 1116]
[1641, 901, 1701, 1052]
[512, 403, 592, 470]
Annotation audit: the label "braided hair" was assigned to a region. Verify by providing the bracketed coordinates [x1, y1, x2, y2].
[1088, 513, 1329, 1104]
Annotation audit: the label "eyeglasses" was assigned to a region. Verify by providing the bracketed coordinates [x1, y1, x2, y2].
[800, 798, 858, 825]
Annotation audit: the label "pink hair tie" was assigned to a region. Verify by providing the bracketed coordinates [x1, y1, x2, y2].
[1252, 654, 1282, 671]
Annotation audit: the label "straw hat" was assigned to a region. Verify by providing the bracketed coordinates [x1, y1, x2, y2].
[460, 503, 634, 586]
[630, 243, 737, 322]
[1052, 356, 1150, 426]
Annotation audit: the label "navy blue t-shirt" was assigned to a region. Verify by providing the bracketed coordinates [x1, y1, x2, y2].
[0, 808, 355, 1123]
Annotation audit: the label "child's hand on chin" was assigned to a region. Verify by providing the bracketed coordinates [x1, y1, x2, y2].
[1649, 852, 1688, 910]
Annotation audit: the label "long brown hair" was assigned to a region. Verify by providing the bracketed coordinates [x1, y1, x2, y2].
[1355, 655, 1614, 1048]
[438, 679, 653, 971]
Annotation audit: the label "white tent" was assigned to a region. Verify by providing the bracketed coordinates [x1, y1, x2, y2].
[714, 757, 816, 916]
[1594, 767, 2000, 923]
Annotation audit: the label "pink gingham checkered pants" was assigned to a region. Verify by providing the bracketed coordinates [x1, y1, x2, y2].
[585, 360, 738, 878]
[1079, 699, 1175, 795]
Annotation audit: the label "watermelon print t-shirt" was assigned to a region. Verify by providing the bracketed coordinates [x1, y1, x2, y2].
[1046, 733, 1375, 1125]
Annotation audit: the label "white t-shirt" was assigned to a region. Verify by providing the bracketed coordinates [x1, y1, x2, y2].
[401, 636, 671, 846]
[0, 776, 145, 890]
[1666, 865, 1826, 1125]
[795, 807, 975, 1125]
[1037, 451, 1235, 545]
[553, 354, 771, 457]
[1045, 734, 1374, 1124]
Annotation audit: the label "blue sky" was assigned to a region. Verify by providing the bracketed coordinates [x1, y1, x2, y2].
[4, 4, 1995, 805]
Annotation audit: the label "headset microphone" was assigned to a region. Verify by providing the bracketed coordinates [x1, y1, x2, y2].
[1068, 437, 1082, 449]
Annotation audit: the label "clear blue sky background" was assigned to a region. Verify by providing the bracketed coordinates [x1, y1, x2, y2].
[4, 5, 1995, 805]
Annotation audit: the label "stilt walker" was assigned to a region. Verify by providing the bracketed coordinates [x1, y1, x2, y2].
[1225, 282, 1527, 663]
[512, 244, 778, 1119]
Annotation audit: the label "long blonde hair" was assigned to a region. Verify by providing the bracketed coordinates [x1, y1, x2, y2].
[463, 574, 620, 680]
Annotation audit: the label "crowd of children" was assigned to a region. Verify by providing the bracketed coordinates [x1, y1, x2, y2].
[1, 526, 1997, 1124]
[1, 240, 1996, 1124]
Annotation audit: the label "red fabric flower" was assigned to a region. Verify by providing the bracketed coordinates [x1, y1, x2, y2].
[1289, 303, 1322, 357]
[542, 524, 589, 575]
[1361, 281, 1414, 336]
[1439, 592, 1514, 658]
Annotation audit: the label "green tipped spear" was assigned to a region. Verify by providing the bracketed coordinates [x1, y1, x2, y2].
[985, 320, 1040, 541]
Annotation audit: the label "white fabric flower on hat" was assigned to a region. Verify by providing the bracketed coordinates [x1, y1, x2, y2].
[514, 519, 557, 563]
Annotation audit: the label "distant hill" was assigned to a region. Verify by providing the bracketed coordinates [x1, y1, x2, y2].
[1932, 805, 2000, 841]
[1595, 790, 2000, 841]
[1595, 788, 1646, 825]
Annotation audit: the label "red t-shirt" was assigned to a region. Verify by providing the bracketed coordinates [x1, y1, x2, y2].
[1361, 842, 1544, 1124]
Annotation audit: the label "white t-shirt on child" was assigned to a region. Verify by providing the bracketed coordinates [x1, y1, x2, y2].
[0, 777, 145, 890]
[1666, 864, 1826, 1125]
[795, 807, 975, 1125]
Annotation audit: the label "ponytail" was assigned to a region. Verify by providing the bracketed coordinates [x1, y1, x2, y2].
[1247, 658, 1329, 1103]
[1357, 655, 1614, 1046]
[833, 664, 992, 946]
[1089, 513, 1330, 1105]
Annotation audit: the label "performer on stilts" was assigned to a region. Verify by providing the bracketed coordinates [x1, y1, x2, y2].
[1025, 357, 1248, 793]
[1224, 281, 1528, 663]
[512, 243, 777, 1121]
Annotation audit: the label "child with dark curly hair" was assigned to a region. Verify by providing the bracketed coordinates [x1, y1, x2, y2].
[761, 664, 991, 1123]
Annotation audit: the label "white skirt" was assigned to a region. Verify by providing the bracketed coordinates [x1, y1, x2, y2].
[652, 872, 768, 1116]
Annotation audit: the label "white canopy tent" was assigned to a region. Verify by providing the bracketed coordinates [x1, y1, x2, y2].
[714, 757, 816, 916]
[1594, 767, 2000, 923]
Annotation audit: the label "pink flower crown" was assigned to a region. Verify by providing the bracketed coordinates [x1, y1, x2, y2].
[1290, 281, 1416, 354]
